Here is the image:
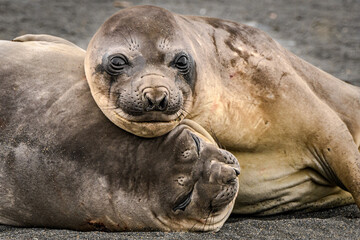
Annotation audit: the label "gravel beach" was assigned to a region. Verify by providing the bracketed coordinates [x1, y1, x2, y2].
[0, 0, 359, 239]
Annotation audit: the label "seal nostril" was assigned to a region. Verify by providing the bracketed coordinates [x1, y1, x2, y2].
[158, 95, 168, 111]
[144, 93, 155, 111]
[148, 100, 154, 108]
[234, 168, 240, 176]
[142, 88, 169, 111]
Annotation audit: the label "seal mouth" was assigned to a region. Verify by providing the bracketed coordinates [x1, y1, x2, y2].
[113, 108, 186, 124]
[105, 108, 185, 137]
[109, 96, 190, 122]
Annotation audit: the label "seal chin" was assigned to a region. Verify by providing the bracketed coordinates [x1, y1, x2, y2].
[109, 109, 185, 137]
[115, 108, 185, 123]
[171, 198, 236, 232]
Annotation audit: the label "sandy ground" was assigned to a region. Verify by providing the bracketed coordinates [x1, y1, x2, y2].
[0, 0, 359, 239]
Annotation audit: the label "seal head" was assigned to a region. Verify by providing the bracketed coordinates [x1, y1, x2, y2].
[85, 5, 196, 137]
[137, 124, 240, 231]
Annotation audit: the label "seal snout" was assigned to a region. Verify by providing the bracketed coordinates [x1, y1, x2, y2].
[207, 159, 240, 210]
[223, 166, 240, 184]
[209, 160, 240, 185]
[142, 87, 169, 112]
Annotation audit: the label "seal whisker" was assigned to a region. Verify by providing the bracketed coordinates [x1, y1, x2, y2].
[180, 107, 194, 119]
[179, 110, 189, 121]
[175, 111, 181, 119]
[202, 208, 213, 232]
[119, 27, 133, 48]
[189, 220, 199, 232]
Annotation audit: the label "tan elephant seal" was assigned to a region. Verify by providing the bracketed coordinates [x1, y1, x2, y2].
[0, 36, 240, 231]
[85, 5, 360, 214]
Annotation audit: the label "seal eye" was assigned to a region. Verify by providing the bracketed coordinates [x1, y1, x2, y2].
[190, 133, 201, 156]
[174, 54, 190, 74]
[173, 189, 193, 212]
[106, 54, 129, 75]
[111, 56, 127, 68]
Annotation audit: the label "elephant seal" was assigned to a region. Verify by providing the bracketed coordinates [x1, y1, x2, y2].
[0, 36, 240, 231]
[85, 5, 360, 214]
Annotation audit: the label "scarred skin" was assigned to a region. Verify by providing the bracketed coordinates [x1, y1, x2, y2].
[85, 5, 360, 214]
[0, 37, 240, 231]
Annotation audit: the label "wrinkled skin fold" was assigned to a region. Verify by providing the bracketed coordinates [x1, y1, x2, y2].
[0, 37, 240, 231]
[85, 5, 360, 214]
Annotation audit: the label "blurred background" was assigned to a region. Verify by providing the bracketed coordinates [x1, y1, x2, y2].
[0, 0, 359, 86]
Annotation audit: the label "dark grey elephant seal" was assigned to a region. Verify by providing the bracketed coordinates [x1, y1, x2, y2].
[0, 36, 240, 231]
[85, 5, 360, 214]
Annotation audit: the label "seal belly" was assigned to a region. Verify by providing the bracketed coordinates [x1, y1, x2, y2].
[231, 150, 354, 215]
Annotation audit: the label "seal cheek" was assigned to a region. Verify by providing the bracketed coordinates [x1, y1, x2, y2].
[211, 183, 239, 211]
[167, 87, 184, 113]
[117, 88, 144, 116]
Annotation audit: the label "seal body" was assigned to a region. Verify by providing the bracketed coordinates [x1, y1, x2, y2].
[0, 36, 240, 231]
[85, 6, 360, 214]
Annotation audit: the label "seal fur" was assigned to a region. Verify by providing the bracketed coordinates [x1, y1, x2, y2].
[84, 5, 360, 214]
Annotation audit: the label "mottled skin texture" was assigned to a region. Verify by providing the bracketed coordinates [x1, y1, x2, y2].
[85, 6, 360, 214]
[0, 37, 240, 231]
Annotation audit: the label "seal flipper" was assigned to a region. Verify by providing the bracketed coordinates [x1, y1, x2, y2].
[309, 124, 360, 209]
[13, 34, 83, 50]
